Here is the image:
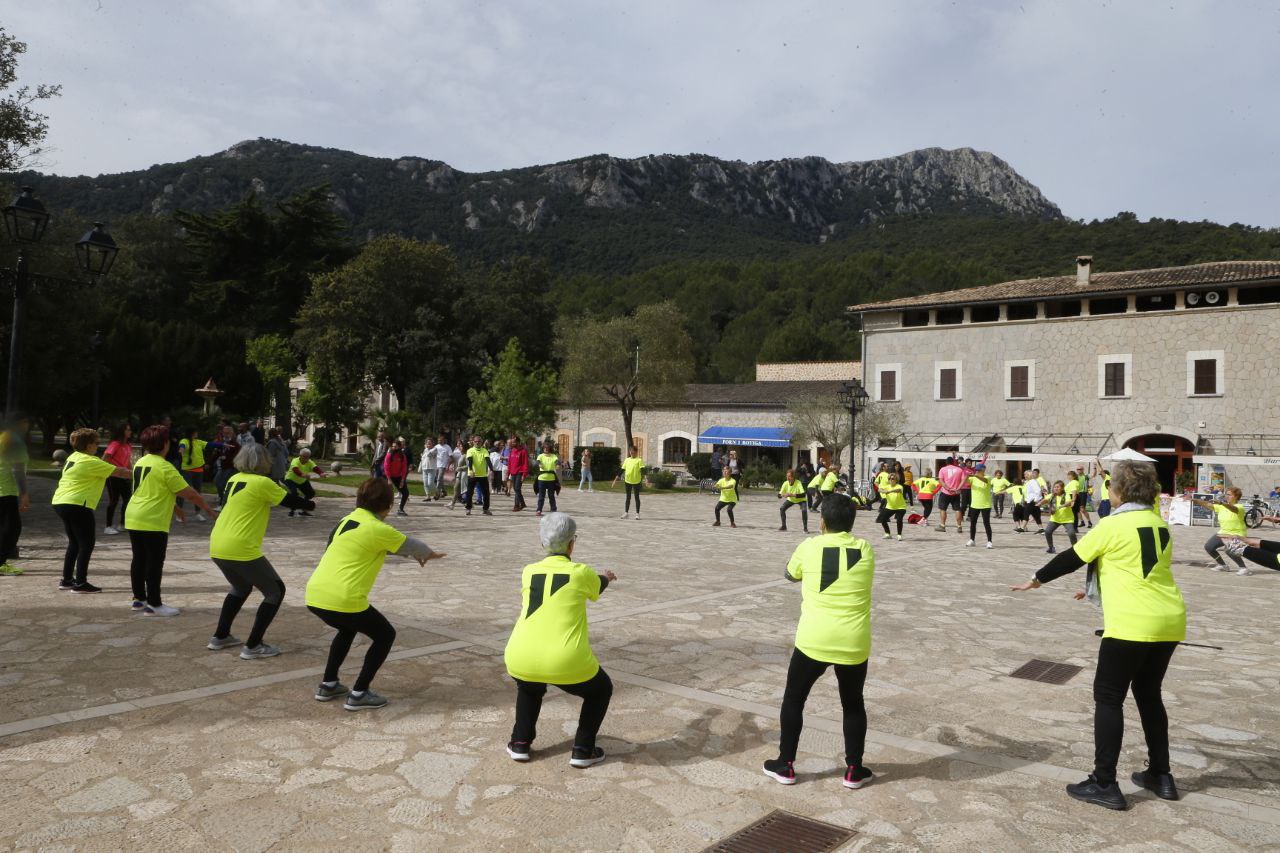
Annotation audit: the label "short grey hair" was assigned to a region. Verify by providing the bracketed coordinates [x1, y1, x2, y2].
[299, 447, 312, 457]
[539, 512, 577, 555]
[234, 442, 272, 476]
[1110, 460, 1160, 506]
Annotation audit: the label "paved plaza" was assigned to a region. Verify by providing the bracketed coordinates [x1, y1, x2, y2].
[1, 479, 1279, 851]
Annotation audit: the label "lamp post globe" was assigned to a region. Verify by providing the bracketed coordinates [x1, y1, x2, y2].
[75, 223, 119, 277]
[2, 187, 50, 244]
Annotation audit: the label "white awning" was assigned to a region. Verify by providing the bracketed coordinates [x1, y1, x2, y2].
[1192, 455, 1280, 466]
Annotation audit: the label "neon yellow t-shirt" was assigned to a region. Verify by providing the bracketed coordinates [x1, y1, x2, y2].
[779, 479, 806, 503]
[914, 476, 939, 497]
[1006, 483, 1026, 503]
[503, 555, 603, 684]
[209, 473, 287, 561]
[304, 508, 407, 612]
[989, 477, 1010, 494]
[621, 457, 644, 485]
[52, 451, 118, 508]
[881, 484, 906, 510]
[1213, 503, 1246, 536]
[715, 477, 738, 503]
[1048, 493, 1074, 523]
[807, 472, 824, 490]
[178, 438, 207, 471]
[0, 432, 29, 497]
[820, 472, 839, 493]
[786, 531, 875, 665]
[875, 471, 891, 489]
[284, 457, 316, 485]
[466, 446, 490, 478]
[1065, 479, 1081, 498]
[1073, 510, 1186, 642]
[967, 476, 993, 510]
[124, 454, 191, 532]
[536, 453, 558, 482]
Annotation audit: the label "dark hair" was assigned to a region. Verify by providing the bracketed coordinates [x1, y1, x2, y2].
[268, 427, 280, 439]
[355, 477, 395, 514]
[820, 493, 856, 533]
[140, 425, 169, 455]
[111, 421, 131, 442]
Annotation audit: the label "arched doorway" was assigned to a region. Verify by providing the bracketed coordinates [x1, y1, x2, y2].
[1125, 434, 1195, 493]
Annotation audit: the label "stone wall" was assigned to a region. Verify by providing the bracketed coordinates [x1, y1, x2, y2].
[754, 361, 861, 382]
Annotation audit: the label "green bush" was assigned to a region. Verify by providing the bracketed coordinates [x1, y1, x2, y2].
[576, 446, 621, 480]
[742, 461, 783, 488]
[649, 468, 677, 490]
[686, 452, 715, 480]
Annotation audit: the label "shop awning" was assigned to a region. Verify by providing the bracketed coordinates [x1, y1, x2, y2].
[698, 426, 793, 448]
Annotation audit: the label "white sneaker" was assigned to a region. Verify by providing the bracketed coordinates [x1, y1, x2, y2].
[986, 541, 993, 549]
[104, 526, 120, 535]
[175, 515, 185, 524]
[143, 603, 180, 617]
[1237, 566, 1253, 576]
[621, 513, 630, 519]
[196, 512, 209, 522]
[634, 514, 640, 520]
[1209, 562, 1231, 572]
[965, 540, 975, 547]
[895, 534, 902, 541]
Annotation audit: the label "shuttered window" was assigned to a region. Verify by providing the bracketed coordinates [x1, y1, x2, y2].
[1010, 365, 1029, 398]
[939, 368, 957, 400]
[1104, 362, 1125, 397]
[880, 370, 897, 401]
[1193, 359, 1217, 395]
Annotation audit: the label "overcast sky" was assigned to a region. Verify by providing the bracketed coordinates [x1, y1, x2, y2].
[14, 0, 1280, 226]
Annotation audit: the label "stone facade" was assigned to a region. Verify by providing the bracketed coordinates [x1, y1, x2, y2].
[754, 361, 861, 382]
[860, 290, 1280, 496]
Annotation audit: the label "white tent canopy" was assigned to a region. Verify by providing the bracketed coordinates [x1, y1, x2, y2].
[1106, 447, 1156, 462]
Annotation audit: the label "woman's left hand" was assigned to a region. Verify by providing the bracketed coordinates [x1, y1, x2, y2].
[1009, 579, 1041, 592]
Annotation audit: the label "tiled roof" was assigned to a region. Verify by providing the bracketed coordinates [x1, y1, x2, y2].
[846, 260, 1280, 312]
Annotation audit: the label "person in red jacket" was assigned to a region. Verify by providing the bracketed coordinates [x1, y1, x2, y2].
[507, 436, 530, 512]
[383, 438, 411, 516]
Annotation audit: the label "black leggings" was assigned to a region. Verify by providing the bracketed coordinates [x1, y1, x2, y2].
[534, 479, 556, 512]
[1240, 539, 1280, 571]
[968, 507, 992, 542]
[511, 473, 526, 510]
[778, 647, 868, 767]
[54, 504, 96, 584]
[877, 507, 905, 534]
[1025, 503, 1042, 526]
[1093, 638, 1177, 785]
[308, 604, 396, 692]
[0, 494, 20, 564]
[127, 529, 168, 606]
[779, 500, 808, 530]
[918, 497, 934, 519]
[105, 477, 131, 528]
[213, 556, 286, 648]
[715, 501, 736, 524]
[625, 483, 641, 514]
[511, 667, 613, 751]
[389, 476, 408, 512]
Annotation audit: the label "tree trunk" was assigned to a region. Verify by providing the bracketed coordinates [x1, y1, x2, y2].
[620, 400, 634, 455]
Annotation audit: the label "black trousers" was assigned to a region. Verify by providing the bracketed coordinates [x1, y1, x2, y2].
[535, 479, 556, 513]
[1241, 539, 1280, 571]
[127, 529, 168, 606]
[715, 501, 736, 524]
[779, 500, 808, 530]
[1093, 638, 1177, 785]
[467, 476, 492, 511]
[778, 647, 868, 767]
[0, 494, 20, 564]
[105, 477, 131, 528]
[918, 497, 934, 519]
[624, 483, 642, 514]
[285, 479, 316, 502]
[511, 473, 526, 509]
[308, 604, 396, 692]
[213, 556, 286, 648]
[511, 668, 613, 751]
[877, 507, 905, 534]
[54, 504, 96, 584]
[389, 476, 408, 512]
[968, 507, 992, 542]
[1025, 503, 1042, 525]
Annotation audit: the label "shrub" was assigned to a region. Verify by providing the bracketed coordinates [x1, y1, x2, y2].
[1174, 470, 1196, 493]
[649, 468, 677, 490]
[686, 452, 715, 480]
[576, 446, 621, 480]
[742, 461, 783, 489]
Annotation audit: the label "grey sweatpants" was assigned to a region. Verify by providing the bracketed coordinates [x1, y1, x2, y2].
[1044, 520, 1078, 550]
[1205, 533, 1245, 567]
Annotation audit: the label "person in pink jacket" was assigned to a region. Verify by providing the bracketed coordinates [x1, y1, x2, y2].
[507, 437, 530, 512]
[382, 439, 410, 516]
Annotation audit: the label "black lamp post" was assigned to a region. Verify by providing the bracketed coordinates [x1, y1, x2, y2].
[2, 187, 119, 418]
[837, 378, 870, 478]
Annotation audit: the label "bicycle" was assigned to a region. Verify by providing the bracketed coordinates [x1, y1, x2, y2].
[1244, 496, 1280, 529]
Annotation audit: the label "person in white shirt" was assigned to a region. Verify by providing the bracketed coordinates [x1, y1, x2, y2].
[1022, 470, 1045, 533]
[419, 437, 437, 502]
[433, 438, 452, 499]
[448, 444, 467, 508]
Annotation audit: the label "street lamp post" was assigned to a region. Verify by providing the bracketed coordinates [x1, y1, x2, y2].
[2, 187, 120, 418]
[837, 378, 870, 481]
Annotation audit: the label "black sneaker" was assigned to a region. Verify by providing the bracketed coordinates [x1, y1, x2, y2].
[58, 579, 75, 591]
[1131, 769, 1179, 801]
[569, 746, 605, 768]
[506, 740, 531, 762]
[314, 681, 347, 702]
[1066, 775, 1127, 810]
[762, 758, 796, 785]
[72, 582, 102, 594]
[843, 765, 874, 789]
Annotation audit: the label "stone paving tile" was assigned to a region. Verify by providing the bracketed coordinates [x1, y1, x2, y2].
[3, 480, 1280, 849]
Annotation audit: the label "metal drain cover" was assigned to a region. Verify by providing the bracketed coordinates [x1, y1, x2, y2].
[1010, 659, 1083, 685]
[703, 809, 855, 853]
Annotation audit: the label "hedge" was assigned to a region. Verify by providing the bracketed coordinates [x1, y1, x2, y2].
[686, 452, 715, 480]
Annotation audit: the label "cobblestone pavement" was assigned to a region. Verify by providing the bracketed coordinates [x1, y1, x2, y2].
[2, 480, 1279, 851]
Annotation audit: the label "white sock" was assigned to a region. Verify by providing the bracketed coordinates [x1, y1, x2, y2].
[350, 689, 365, 697]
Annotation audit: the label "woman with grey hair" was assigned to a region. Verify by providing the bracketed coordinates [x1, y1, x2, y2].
[503, 512, 617, 767]
[206, 442, 318, 659]
[1012, 460, 1186, 811]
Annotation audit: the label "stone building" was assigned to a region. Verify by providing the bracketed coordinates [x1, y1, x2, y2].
[848, 258, 1280, 495]
[551, 362, 860, 471]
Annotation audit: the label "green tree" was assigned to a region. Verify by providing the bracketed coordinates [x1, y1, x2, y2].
[467, 338, 558, 438]
[558, 302, 694, 452]
[0, 27, 60, 171]
[245, 333, 298, 439]
[785, 394, 905, 468]
[295, 368, 364, 459]
[296, 236, 458, 408]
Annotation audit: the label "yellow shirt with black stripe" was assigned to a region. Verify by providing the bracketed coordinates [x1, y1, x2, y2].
[52, 451, 119, 508]
[504, 555, 603, 684]
[786, 531, 875, 665]
[1073, 510, 1185, 642]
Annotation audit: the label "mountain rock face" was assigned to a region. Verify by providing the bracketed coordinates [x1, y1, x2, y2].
[15, 139, 1062, 267]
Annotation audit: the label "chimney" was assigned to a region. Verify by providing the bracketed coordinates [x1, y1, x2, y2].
[1076, 255, 1093, 285]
